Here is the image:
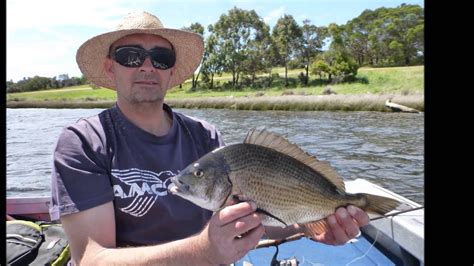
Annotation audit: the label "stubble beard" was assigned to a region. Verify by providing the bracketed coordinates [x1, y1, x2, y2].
[130, 85, 166, 104]
[117, 73, 171, 107]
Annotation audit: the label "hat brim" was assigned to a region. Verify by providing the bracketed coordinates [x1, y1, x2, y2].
[76, 28, 204, 90]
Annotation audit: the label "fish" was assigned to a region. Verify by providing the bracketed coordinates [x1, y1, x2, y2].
[169, 128, 402, 237]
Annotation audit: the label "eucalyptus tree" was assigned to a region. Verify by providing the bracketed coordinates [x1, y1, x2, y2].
[297, 19, 327, 85]
[344, 17, 369, 66]
[201, 30, 224, 90]
[241, 22, 272, 86]
[344, 4, 424, 66]
[384, 5, 424, 65]
[272, 14, 302, 87]
[210, 7, 269, 87]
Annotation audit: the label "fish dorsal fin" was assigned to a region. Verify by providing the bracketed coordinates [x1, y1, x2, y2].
[244, 128, 345, 192]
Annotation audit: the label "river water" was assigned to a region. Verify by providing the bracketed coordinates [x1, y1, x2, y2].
[6, 108, 424, 204]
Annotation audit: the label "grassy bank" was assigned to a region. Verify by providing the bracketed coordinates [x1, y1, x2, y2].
[7, 66, 424, 111]
[7, 95, 424, 112]
[167, 94, 423, 112]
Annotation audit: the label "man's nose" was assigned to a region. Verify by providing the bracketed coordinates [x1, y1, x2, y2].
[139, 57, 155, 72]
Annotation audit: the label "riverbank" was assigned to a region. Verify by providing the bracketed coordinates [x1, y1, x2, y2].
[7, 66, 424, 111]
[6, 94, 423, 112]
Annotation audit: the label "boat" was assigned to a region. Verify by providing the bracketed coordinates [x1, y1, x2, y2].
[6, 178, 424, 265]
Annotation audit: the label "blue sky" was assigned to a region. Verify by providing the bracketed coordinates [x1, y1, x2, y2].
[7, 0, 424, 82]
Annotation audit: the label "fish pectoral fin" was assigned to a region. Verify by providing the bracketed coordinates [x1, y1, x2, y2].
[299, 219, 330, 237]
[256, 208, 287, 226]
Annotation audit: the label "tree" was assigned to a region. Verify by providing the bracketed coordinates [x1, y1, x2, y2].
[210, 7, 269, 88]
[241, 22, 272, 86]
[320, 50, 358, 83]
[272, 14, 302, 87]
[310, 59, 330, 82]
[201, 31, 224, 90]
[343, 4, 424, 66]
[181, 22, 205, 89]
[297, 19, 327, 85]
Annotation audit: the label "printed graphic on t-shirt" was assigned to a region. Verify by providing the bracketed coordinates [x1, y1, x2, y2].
[111, 168, 176, 217]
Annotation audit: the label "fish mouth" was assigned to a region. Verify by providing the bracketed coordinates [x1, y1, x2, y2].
[168, 176, 190, 195]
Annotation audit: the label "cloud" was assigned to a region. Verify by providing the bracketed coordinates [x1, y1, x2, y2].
[6, 0, 160, 81]
[7, 33, 85, 80]
[7, 0, 133, 33]
[263, 6, 286, 24]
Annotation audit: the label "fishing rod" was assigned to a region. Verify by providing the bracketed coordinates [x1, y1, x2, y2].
[369, 206, 424, 221]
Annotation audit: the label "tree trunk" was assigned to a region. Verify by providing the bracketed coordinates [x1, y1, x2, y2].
[195, 71, 201, 89]
[305, 65, 309, 86]
[232, 70, 236, 86]
[284, 44, 289, 87]
[210, 73, 214, 90]
[236, 72, 240, 88]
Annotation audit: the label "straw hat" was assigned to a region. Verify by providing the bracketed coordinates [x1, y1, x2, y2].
[76, 11, 204, 90]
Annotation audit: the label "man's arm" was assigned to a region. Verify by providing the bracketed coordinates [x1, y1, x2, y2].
[264, 205, 370, 245]
[61, 201, 264, 265]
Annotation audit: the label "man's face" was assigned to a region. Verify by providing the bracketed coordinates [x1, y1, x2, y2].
[104, 33, 175, 105]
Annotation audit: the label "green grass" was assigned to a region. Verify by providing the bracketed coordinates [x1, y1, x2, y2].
[331, 66, 424, 94]
[7, 85, 117, 102]
[168, 65, 424, 98]
[7, 66, 423, 102]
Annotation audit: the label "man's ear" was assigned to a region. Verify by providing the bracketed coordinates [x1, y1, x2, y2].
[104, 58, 115, 80]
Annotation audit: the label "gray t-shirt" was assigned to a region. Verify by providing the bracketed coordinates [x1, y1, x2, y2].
[49, 104, 224, 247]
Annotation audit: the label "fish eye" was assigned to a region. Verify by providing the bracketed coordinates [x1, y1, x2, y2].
[194, 169, 204, 178]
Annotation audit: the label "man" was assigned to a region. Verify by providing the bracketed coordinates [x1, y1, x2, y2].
[50, 11, 369, 265]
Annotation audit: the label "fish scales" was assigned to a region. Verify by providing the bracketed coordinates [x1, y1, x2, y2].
[169, 128, 402, 236]
[220, 143, 360, 225]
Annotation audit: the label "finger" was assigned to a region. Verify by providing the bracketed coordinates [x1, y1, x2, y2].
[347, 205, 370, 227]
[327, 214, 349, 245]
[216, 201, 257, 226]
[232, 213, 262, 237]
[335, 207, 360, 240]
[311, 230, 336, 245]
[235, 224, 265, 252]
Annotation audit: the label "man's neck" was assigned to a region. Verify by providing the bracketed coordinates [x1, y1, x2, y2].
[116, 100, 172, 137]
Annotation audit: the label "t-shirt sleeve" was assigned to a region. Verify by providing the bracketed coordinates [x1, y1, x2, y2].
[194, 117, 225, 150]
[212, 128, 225, 148]
[49, 120, 114, 220]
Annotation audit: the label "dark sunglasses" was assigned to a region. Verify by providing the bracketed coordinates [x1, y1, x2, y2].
[112, 46, 176, 70]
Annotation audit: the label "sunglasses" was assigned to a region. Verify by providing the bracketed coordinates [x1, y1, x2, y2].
[112, 46, 176, 70]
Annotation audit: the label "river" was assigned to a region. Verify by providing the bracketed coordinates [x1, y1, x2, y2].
[7, 108, 424, 204]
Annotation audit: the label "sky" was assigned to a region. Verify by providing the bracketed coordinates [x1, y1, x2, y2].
[7, 0, 424, 82]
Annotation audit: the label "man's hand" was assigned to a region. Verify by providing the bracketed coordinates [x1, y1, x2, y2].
[312, 205, 370, 245]
[196, 201, 265, 265]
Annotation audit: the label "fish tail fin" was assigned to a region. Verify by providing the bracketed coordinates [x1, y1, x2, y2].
[359, 193, 402, 215]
